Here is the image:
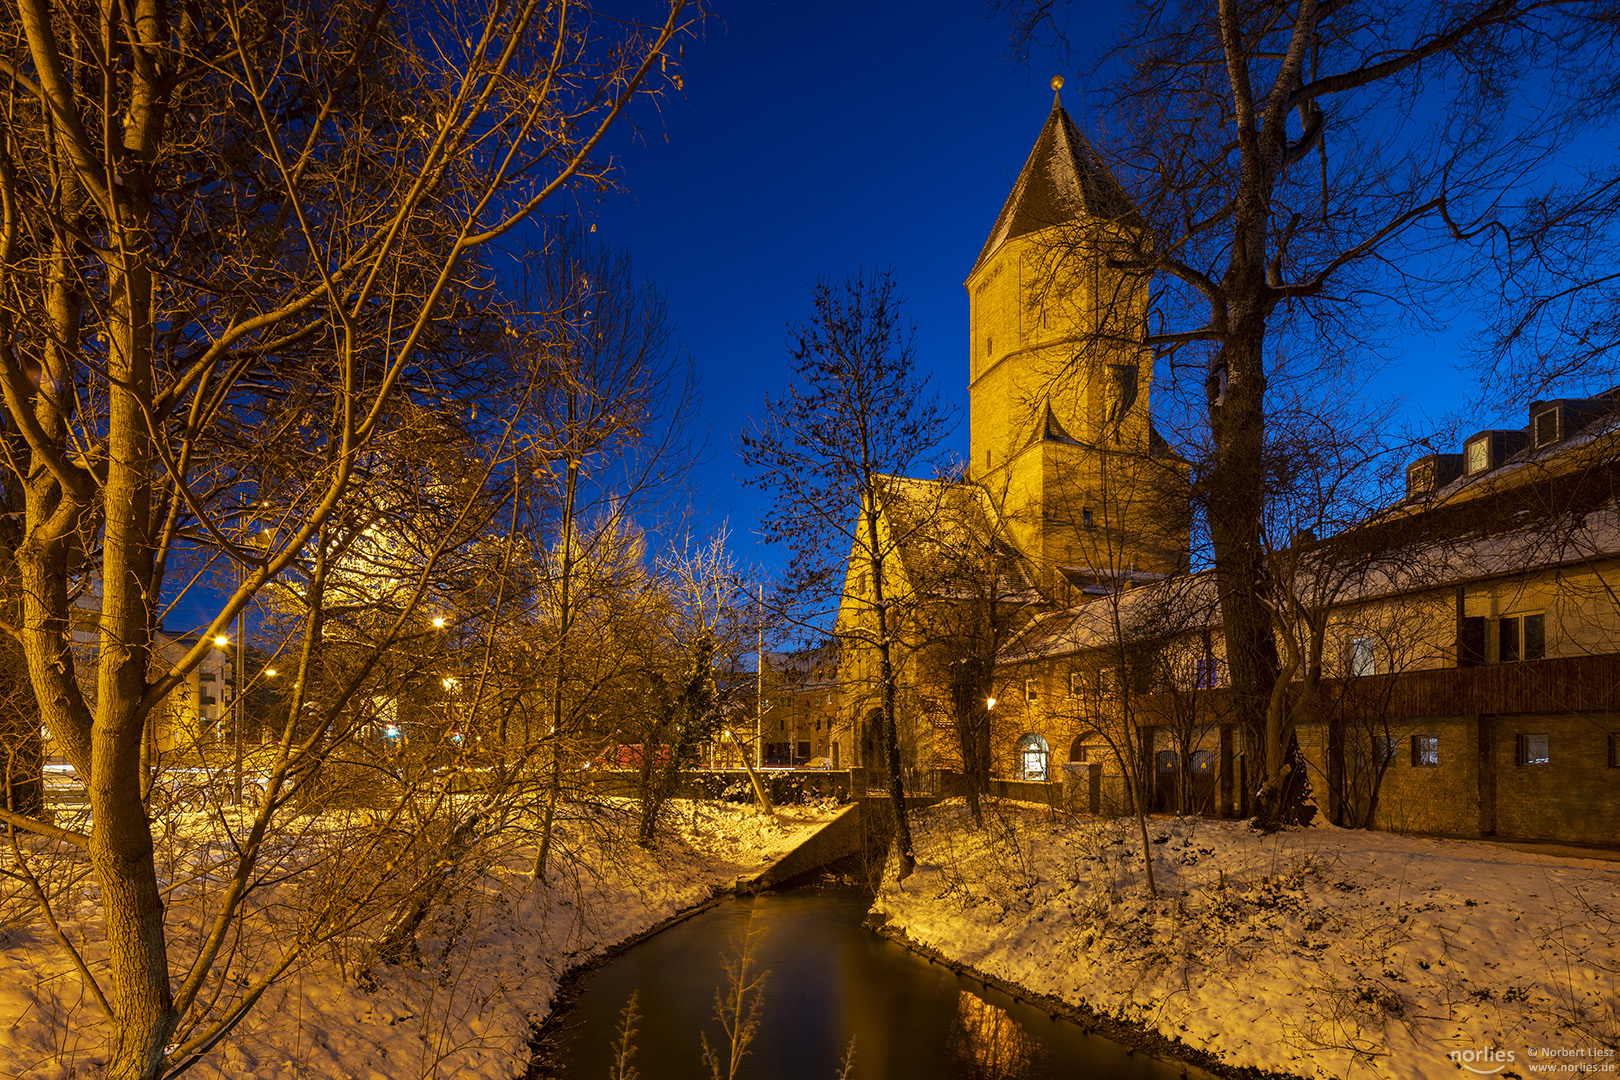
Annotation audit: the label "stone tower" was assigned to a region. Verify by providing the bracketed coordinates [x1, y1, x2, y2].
[966, 91, 1188, 587]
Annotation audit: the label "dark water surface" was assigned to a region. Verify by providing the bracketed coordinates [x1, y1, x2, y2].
[536, 883, 1184, 1080]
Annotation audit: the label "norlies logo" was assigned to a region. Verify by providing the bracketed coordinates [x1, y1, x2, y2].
[1449, 1047, 1517, 1074]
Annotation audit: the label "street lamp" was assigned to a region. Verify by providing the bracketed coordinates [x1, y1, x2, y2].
[987, 697, 997, 710]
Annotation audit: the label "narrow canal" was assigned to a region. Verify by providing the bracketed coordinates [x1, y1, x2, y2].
[532, 881, 1186, 1080]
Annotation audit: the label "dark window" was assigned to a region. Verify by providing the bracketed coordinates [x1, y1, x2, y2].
[1524, 613, 1545, 660]
[1458, 616, 1486, 667]
[1609, 733, 1620, 768]
[1534, 408, 1559, 447]
[1024, 678, 1037, 702]
[1082, 508, 1094, 528]
[200, 672, 215, 683]
[1373, 736, 1397, 765]
[1499, 616, 1521, 663]
[1515, 734, 1550, 766]
[1494, 612, 1546, 663]
[1411, 736, 1439, 767]
[1194, 657, 1218, 689]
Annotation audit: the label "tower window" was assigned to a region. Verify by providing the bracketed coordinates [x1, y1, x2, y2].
[986, 336, 993, 356]
[1082, 508, 1094, 528]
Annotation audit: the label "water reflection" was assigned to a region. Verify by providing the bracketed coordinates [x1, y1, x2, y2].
[534, 884, 1183, 1080]
[948, 991, 1037, 1079]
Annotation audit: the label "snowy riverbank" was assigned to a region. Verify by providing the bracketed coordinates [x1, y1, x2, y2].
[873, 801, 1620, 1080]
[1, 800, 836, 1080]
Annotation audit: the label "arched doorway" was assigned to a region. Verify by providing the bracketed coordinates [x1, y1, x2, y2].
[1068, 730, 1107, 764]
[1014, 733, 1050, 781]
[1154, 749, 1179, 811]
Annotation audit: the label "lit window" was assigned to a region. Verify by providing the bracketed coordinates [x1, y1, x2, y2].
[1015, 733, 1050, 781]
[1514, 734, 1549, 766]
[1411, 736, 1439, 767]
[1350, 637, 1376, 677]
[1407, 458, 1436, 497]
[1465, 437, 1490, 474]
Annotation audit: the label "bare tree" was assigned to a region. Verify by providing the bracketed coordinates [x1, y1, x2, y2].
[512, 220, 699, 880]
[0, 0, 696, 1074]
[741, 269, 955, 878]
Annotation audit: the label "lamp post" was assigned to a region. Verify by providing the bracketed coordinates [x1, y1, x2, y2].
[212, 633, 241, 805]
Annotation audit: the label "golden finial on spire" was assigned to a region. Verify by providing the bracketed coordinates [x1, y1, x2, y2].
[1051, 74, 1065, 107]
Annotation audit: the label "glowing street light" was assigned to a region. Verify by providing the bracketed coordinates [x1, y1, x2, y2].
[214, 635, 229, 647]
[432, 616, 446, 629]
[987, 697, 997, 710]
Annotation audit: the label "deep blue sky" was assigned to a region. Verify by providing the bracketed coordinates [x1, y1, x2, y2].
[564, 1, 1490, 577]
[573, 2, 1123, 572]
[171, 1, 1526, 631]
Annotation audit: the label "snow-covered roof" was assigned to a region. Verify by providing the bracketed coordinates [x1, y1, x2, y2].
[1003, 453, 1620, 665]
[1001, 573, 1221, 665]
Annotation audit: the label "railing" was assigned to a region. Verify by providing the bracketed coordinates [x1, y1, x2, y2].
[1134, 651, 1620, 724]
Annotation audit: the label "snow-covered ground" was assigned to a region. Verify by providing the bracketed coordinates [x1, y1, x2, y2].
[875, 801, 1620, 1080]
[0, 799, 836, 1080]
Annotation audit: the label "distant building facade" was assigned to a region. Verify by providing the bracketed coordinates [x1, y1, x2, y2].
[762, 643, 841, 766]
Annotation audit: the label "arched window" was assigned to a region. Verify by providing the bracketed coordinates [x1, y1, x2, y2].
[1014, 733, 1050, 781]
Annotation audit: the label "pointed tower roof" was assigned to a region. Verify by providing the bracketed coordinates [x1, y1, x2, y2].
[971, 95, 1137, 275]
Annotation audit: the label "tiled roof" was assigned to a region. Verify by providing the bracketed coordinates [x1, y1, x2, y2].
[971, 100, 1139, 275]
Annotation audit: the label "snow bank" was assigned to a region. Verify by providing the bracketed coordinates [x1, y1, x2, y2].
[0, 799, 837, 1079]
[874, 802, 1620, 1080]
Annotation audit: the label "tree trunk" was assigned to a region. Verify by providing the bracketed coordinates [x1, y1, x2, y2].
[372, 811, 485, 969]
[95, 195, 177, 1080]
[1207, 309, 1282, 827]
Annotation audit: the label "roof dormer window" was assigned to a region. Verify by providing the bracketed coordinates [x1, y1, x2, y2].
[1465, 436, 1490, 475]
[1533, 408, 1560, 448]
